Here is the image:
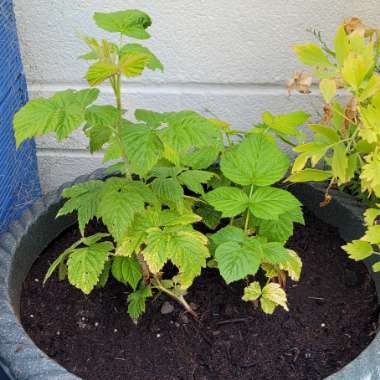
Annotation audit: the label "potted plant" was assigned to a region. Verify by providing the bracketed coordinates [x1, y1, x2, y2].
[0, 10, 378, 380]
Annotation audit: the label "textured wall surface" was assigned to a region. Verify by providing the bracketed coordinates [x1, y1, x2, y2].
[13, 0, 380, 192]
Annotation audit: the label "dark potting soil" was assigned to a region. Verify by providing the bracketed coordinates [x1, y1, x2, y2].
[20, 211, 378, 380]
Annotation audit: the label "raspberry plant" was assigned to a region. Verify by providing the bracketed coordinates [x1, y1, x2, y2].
[14, 9, 304, 320]
[284, 17, 380, 271]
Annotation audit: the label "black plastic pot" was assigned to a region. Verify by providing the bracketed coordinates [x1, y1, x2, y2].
[0, 172, 379, 379]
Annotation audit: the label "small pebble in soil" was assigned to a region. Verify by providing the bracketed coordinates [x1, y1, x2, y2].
[160, 301, 174, 314]
[34, 278, 39, 282]
[94, 322, 99, 327]
[156, 334, 161, 338]
[56, 331, 60, 336]
[321, 323, 326, 327]
[114, 329, 118, 333]
[30, 314, 34, 318]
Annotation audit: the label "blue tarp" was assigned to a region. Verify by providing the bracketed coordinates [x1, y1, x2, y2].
[0, 0, 41, 234]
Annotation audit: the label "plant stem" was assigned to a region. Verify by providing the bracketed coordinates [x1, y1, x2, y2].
[244, 185, 254, 233]
[153, 276, 197, 318]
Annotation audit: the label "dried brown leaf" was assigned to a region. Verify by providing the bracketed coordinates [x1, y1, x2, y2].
[288, 71, 312, 95]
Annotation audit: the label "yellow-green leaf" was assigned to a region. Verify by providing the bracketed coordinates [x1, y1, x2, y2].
[343, 240, 373, 261]
[334, 25, 349, 67]
[286, 169, 333, 183]
[320, 78, 337, 103]
[242, 281, 262, 302]
[294, 43, 333, 68]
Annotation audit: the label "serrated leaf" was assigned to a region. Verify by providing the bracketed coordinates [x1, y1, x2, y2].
[58, 180, 104, 234]
[286, 169, 333, 183]
[120, 43, 163, 71]
[97, 260, 111, 288]
[94, 10, 152, 39]
[178, 170, 215, 194]
[364, 208, 380, 226]
[242, 281, 262, 302]
[98, 188, 144, 242]
[215, 240, 261, 284]
[67, 242, 113, 294]
[261, 242, 292, 264]
[204, 186, 249, 218]
[342, 52, 374, 91]
[308, 124, 340, 144]
[360, 75, 380, 101]
[112, 256, 142, 290]
[261, 283, 288, 313]
[334, 25, 349, 67]
[279, 249, 302, 281]
[249, 187, 301, 220]
[257, 206, 304, 242]
[262, 111, 309, 136]
[144, 226, 209, 287]
[181, 146, 221, 169]
[151, 177, 184, 208]
[332, 143, 348, 183]
[363, 225, 380, 244]
[85, 62, 119, 86]
[84, 105, 119, 152]
[119, 52, 149, 77]
[14, 89, 99, 147]
[210, 225, 246, 246]
[220, 134, 290, 186]
[372, 262, 380, 272]
[121, 121, 163, 176]
[135, 109, 164, 128]
[158, 111, 223, 156]
[294, 43, 333, 68]
[343, 240, 373, 261]
[194, 203, 222, 230]
[320, 78, 336, 103]
[128, 285, 152, 320]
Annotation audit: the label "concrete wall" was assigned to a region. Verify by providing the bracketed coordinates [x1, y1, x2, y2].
[14, 0, 380, 192]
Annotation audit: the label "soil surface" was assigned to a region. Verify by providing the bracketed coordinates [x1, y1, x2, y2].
[20, 211, 378, 380]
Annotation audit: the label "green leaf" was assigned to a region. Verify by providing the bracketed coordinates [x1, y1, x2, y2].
[242, 281, 261, 302]
[151, 177, 184, 208]
[364, 208, 380, 226]
[135, 109, 164, 128]
[363, 226, 380, 244]
[144, 226, 209, 287]
[261, 242, 292, 264]
[294, 43, 333, 68]
[260, 283, 288, 313]
[334, 25, 349, 67]
[286, 169, 333, 183]
[257, 206, 304, 242]
[262, 111, 309, 136]
[332, 143, 348, 183]
[85, 62, 119, 86]
[203, 186, 249, 218]
[67, 241, 113, 294]
[97, 260, 111, 288]
[308, 124, 340, 144]
[94, 10, 152, 39]
[178, 170, 215, 194]
[14, 89, 99, 147]
[215, 240, 261, 284]
[343, 240, 373, 261]
[44, 248, 72, 284]
[194, 203, 222, 230]
[98, 187, 145, 242]
[220, 134, 290, 186]
[181, 146, 221, 169]
[84, 105, 119, 152]
[120, 43, 163, 71]
[121, 121, 163, 176]
[210, 225, 246, 246]
[58, 180, 104, 234]
[249, 187, 301, 220]
[320, 78, 336, 103]
[119, 53, 149, 77]
[372, 262, 380, 272]
[127, 285, 152, 320]
[342, 52, 374, 91]
[111, 256, 142, 290]
[158, 111, 223, 156]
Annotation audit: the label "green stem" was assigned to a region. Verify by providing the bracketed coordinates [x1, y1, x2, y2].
[153, 276, 197, 318]
[244, 185, 254, 233]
